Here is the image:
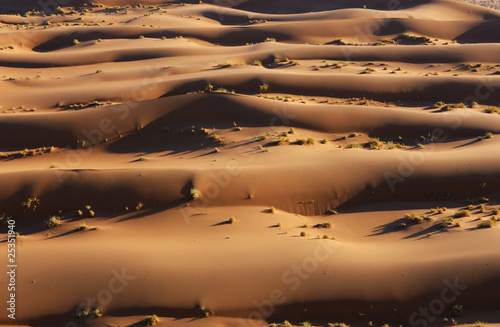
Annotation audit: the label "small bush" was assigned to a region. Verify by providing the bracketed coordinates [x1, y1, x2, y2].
[77, 222, 87, 231]
[296, 138, 314, 146]
[367, 138, 382, 149]
[485, 106, 499, 114]
[259, 83, 269, 92]
[143, 315, 160, 326]
[22, 197, 40, 211]
[450, 304, 463, 317]
[434, 101, 445, 108]
[453, 210, 471, 218]
[190, 188, 201, 200]
[45, 216, 62, 229]
[228, 216, 236, 224]
[477, 219, 496, 229]
[217, 61, 233, 68]
[436, 217, 455, 229]
[270, 137, 289, 146]
[250, 60, 262, 66]
[345, 142, 363, 149]
[404, 213, 429, 223]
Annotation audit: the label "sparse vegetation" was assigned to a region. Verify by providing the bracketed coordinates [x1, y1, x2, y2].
[250, 60, 263, 66]
[450, 304, 463, 317]
[191, 188, 201, 200]
[77, 222, 87, 231]
[367, 138, 382, 149]
[45, 215, 62, 229]
[485, 106, 500, 114]
[270, 137, 289, 146]
[345, 142, 363, 149]
[477, 218, 497, 229]
[453, 209, 471, 218]
[314, 222, 332, 228]
[295, 138, 315, 146]
[436, 217, 456, 229]
[22, 197, 40, 211]
[217, 61, 233, 68]
[259, 83, 269, 92]
[404, 213, 431, 224]
[142, 315, 160, 326]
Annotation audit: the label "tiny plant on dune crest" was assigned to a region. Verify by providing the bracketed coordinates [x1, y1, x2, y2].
[259, 83, 269, 92]
[190, 188, 201, 200]
[453, 209, 471, 218]
[142, 314, 160, 326]
[77, 222, 87, 231]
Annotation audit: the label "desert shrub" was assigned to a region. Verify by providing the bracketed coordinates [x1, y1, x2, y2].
[77, 222, 87, 231]
[477, 219, 497, 229]
[22, 197, 40, 211]
[367, 138, 382, 149]
[345, 142, 362, 149]
[259, 83, 269, 92]
[190, 188, 201, 200]
[250, 60, 262, 66]
[143, 315, 160, 326]
[453, 210, 471, 218]
[436, 217, 455, 229]
[45, 216, 62, 229]
[296, 138, 314, 145]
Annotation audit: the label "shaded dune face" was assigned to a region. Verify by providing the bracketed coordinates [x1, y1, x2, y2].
[0, 1, 499, 327]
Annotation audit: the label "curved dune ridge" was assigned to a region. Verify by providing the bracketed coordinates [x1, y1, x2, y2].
[0, 1, 499, 327]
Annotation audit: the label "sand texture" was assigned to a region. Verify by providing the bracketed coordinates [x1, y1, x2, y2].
[0, 1, 499, 327]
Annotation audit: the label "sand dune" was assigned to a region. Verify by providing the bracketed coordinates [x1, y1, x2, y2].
[0, 1, 499, 327]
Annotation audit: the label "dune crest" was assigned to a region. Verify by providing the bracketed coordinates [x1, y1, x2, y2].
[0, 1, 499, 327]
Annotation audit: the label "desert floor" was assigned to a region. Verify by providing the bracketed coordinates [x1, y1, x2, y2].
[0, 1, 499, 327]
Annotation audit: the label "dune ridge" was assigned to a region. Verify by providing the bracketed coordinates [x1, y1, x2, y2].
[0, 1, 499, 327]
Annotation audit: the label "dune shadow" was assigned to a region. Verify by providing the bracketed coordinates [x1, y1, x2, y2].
[211, 220, 233, 226]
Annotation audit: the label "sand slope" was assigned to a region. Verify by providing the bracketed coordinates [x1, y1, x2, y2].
[0, 1, 499, 327]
